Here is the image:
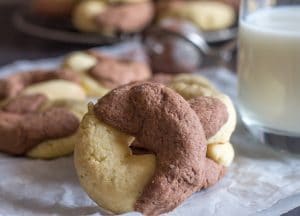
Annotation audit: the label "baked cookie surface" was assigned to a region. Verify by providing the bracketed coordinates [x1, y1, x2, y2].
[0, 70, 88, 159]
[63, 51, 152, 97]
[75, 82, 235, 215]
[75, 108, 156, 213]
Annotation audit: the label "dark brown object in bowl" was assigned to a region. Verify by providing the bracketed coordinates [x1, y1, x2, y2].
[145, 31, 202, 74]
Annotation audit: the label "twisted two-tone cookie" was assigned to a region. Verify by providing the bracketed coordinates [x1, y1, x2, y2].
[157, 0, 236, 31]
[75, 81, 235, 215]
[0, 69, 88, 159]
[0, 95, 79, 157]
[72, 0, 154, 34]
[0, 69, 83, 100]
[63, 51, 152, 97]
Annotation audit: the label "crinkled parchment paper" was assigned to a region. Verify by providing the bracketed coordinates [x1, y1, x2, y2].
[0, 41, 299, 216]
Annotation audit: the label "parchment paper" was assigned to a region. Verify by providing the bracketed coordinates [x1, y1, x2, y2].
[0, 41, 300, 216]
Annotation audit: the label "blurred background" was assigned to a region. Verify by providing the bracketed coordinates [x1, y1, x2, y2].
[0, 0, 239, 71]
[0, 0, 95, 66]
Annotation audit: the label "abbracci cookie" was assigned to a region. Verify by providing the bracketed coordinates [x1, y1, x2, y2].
[157, 0, 236, 31]
[63, 51, 152, 97]
[75, 80, 236, 214]
[168, 74, 237, 148]
[72, 0, 155, 34]
[0, 69, 88, 159]
[0, 69, 82, 100]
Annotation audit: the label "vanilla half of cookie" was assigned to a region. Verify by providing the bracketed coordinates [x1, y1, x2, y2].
[75, 107, 156, 213]
[22, 79, 86, 101]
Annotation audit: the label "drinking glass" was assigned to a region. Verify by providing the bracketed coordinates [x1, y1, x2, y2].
[238, 0, 300, 153]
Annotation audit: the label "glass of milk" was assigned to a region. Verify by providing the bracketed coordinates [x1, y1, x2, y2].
[238, 0, 300, 153]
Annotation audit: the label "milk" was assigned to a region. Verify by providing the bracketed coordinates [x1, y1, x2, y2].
[238, 6, 300, 135]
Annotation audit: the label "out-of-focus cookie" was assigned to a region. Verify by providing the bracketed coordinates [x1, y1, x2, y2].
[79, 75, 110, 98]
[22, 80, 86, 101]
[0, 69, 88, 159]
[63, 51, 98, 73]
[63, 51, 152, 97]
[41, 99, 88, 120]
[72, 0, 154, 34]
[63, 51, 110, 97]
[27, 99, 88, 159]
[88, 58, 151, 89]
[0, 69, 80, 101]
[72, 0, 107, 32]
[0, 100, 80, 157]
[26, 132, 79, 159]
[169, 73, 216, 98]
[158, 0, 236, 31]
[94, 1, 154, 35]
